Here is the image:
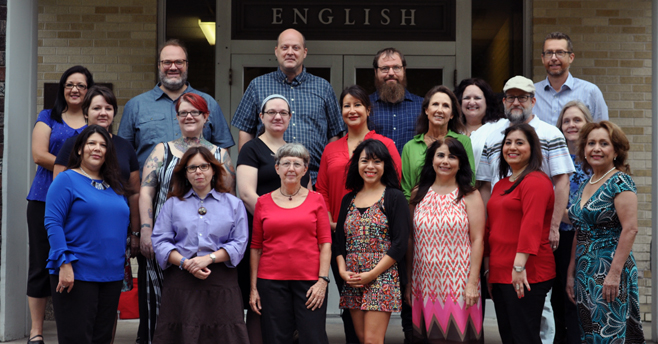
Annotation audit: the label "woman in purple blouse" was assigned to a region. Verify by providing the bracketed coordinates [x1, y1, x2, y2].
[151, 146, 249, 343]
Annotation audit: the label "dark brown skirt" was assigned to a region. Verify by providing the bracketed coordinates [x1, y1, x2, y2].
[152, 263, 249, 344]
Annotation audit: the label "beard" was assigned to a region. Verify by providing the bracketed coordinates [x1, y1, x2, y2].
[505, 105, 532, 124]
[375, 75, 407, 104]
[159, 69, 188, 91]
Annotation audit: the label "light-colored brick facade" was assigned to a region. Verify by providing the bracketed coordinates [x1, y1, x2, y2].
[37, 0, 157, 125]
[532, 0, 653, 321]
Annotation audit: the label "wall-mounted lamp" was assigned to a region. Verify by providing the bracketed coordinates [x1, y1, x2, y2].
[198, 20, 216, 45]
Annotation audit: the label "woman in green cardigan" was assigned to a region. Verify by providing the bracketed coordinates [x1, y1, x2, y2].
[401, 85, 475, 200]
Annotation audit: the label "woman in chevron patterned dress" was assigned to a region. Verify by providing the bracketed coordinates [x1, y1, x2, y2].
[408, 137, 485, 343]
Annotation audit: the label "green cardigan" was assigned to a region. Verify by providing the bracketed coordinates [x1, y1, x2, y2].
[400, 131, 475, 200]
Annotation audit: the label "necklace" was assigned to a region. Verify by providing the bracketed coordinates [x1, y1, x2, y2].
[280, 186, 302, 201]
[198, 198, 207, 215]
[589, 167, 616, 185]
[509, 166, 527, 182]
[79, 167, 109, 190]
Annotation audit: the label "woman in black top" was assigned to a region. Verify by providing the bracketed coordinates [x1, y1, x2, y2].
[235, 94, 309, 343]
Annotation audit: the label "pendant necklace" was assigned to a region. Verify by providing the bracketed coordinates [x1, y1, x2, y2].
[198, 198, 207, 215]
[79, 167, 109, 190]
[589, 167, 616, 185]
[280, 186, 302, 201]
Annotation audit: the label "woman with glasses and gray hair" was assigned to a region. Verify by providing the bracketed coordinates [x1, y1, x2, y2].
[138, 93, 235, 343]
[249, 143, 332, 344]
[151, 146, 249, 343]
[236, 94, 309, 343]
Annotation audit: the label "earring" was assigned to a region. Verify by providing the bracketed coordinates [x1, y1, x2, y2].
[614, 156, 617, 161]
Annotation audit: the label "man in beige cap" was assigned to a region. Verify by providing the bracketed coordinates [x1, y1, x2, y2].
[476, 75, 574, 344]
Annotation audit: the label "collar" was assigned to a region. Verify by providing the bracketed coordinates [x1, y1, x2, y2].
[541, 72, 574, 92]
[275, 67, 307, 85]
[183, 188, 222, 201]
[372, 88, 415, 103]
[412, 129, 458, 143]
[152, 82, 193, 101]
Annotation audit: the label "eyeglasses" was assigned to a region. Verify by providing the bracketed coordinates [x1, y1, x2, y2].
[264, 110, 290, 117]
[377, 66, 404, 74]
[541, 50, 572, 58]
[504, 95, 532, 103]
[278, 161, 304, 169]
[65, 83, 88, 91]
[186, 163, 211, 173]
[160, 60, 187, 68]
[177, 110, 202, 117]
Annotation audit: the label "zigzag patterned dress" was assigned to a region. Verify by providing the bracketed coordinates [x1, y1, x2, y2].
[568, 172, 645, 344]
[412, 188, 483, 343]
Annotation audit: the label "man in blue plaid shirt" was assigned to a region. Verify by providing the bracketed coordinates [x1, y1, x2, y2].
[368, 48, 424, 156]
[231, 29, 344, 184]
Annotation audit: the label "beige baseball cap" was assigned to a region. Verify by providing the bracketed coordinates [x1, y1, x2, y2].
[503, 76, 536, 93]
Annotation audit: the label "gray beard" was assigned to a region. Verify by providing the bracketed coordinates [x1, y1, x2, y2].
[159, 70, 188, 91]
[505, 107, 532, 124]
[375, 78, 407, 104]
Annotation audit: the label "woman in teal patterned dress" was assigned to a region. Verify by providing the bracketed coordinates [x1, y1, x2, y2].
[566, 121, 645, 344]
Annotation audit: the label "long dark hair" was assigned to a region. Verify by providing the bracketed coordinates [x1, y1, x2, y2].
[168, 146, 228, 200]
[410, 137, 476, 205]
[340, 85, 373, 130]
[67, 125, 124, 195]
[498, 123, 544, 195]
[454, 78, 504, 125]
[52, 65, 95, 123]
[345, 139, 400, 192]
[416, 86, 465, 135]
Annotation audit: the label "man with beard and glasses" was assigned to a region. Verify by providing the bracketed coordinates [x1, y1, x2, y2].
[117, 39, 234, 344]
[477, 77, 574, 344]
[232, 28, 344, 184]
[118, 39, 234, 169]
[368, 48, 423, 155]
[534, 32, 608, 125]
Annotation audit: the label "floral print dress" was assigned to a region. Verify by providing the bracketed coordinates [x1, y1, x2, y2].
[568, 172, 645, 344]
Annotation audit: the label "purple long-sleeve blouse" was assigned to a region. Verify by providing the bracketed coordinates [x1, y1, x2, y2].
[152, 188, 249, 270]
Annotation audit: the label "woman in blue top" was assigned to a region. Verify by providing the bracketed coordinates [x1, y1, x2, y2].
[26, 65, 93, 344]
[45, 125, 129, 344]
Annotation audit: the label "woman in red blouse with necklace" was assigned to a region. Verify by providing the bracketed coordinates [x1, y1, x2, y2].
[484, 123, 555, 344]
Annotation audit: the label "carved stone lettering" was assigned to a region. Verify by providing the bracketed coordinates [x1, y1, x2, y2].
[272, 8, 283, 24]
[318, 8, 333, 24]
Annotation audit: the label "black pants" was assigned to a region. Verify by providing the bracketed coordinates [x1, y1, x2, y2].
[552, 231, 580, 344]
[50, 276, 122, 344]
[258, 279, 329, 344]
[136, 254, 157, 343]
[492, 279, 553, 344]
[27, 201, 51, 297]
[331, 242, 360, 344]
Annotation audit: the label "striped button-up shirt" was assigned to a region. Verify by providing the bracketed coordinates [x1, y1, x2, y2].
[534, 73, 608, 126]
[369, 90, 424, 155]
[232, 68, 344, 183]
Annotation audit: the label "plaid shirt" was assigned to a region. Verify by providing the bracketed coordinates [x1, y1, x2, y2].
[369, 90, 424, 155]
[232, 68, 344, 183]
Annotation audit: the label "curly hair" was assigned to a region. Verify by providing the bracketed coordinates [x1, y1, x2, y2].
[454, 78, 504, 125]
[577, 121, 631, 174]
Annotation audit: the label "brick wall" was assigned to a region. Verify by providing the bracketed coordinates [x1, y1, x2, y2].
[532, 0, 653, 321]
[37, 0, 158, 126]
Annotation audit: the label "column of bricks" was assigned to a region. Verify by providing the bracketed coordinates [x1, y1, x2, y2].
[532, 0, 653, 321]
[37, 0, 157, 127]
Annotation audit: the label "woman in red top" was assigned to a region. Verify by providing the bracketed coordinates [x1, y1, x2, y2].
[315, 85, 401, 343]
[484, 123, 555, 344]
[250, 143, 332, 344]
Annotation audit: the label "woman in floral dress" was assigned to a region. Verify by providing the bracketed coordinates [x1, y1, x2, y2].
[567, 121, 645, 344]
[408, 137, 485, 343]
[334, 139, 410, 344]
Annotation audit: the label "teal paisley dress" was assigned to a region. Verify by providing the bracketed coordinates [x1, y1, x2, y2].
[568, 172, 645, 344]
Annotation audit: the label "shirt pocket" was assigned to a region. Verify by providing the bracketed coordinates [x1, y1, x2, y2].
[137, 111, 167, 145]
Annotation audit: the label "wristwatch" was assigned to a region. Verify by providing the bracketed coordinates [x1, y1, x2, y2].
[319, 276, 330, 283]
[513, 265, 525, 272]
[131, 231, 140, 237]
[180, 257, 187, 270]
[209, 253, 216, 264]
